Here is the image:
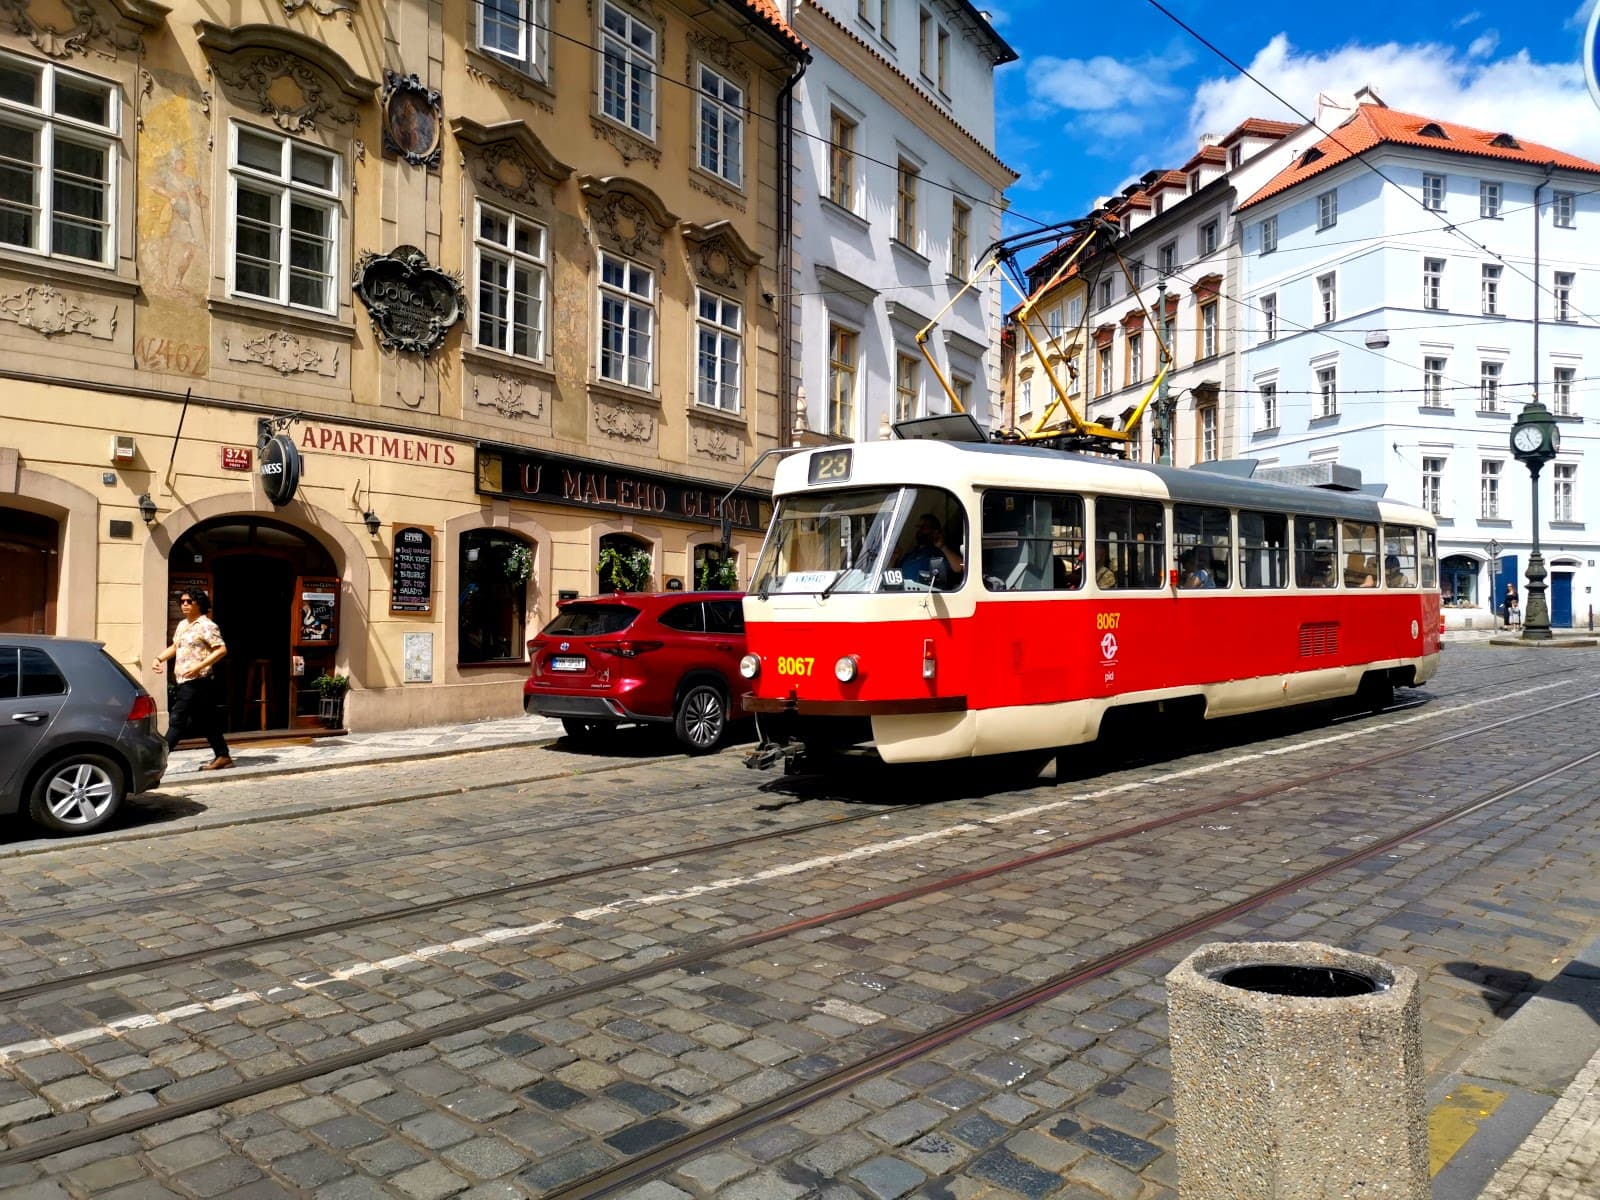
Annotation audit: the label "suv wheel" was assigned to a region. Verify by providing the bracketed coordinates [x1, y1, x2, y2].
[674, 683, 727, 754]
[29, 754, 125, 835]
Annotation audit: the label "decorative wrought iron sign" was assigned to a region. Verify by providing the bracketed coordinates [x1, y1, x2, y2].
[352, 245, 465, 357]
[381, 70, 442, 168]
[259, 433, 303, 507]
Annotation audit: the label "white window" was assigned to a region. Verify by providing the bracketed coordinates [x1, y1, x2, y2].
[600, 2, 656, 137]
[878, 0, 891, 39]
[1019, 373, 1033, 417]
[229, 124, 339, 312]
[950, 199, 969, 276]
[475, 202, 546, 360]
[1316, 272, 1336, 325]
[479, 0, 543, 76]
[918, 7, 931, 76]
[695, 290, 740, 411]
[1422, 456, 1444, 515]
[598, 251, 653, 388]
[1553, 365, 1576, 416]
[895, 158, 918, 248]
[0, 54, 119, 265]
[1479, 360, 1502, 411]
[951, 375, 971, 413]
[1201, 218, 1219, 255]
[828, 323, 856, 436]
[1200, 405, 1217, 462]
[1129, 259, 1144, 288]
[1260, 215, 1277, 254]
[1316, 189, 1337, 230]
[936, 26, 950, 91]
[1480, 180, 1501, 219]
[895, 351, 919, 420]
[1554, 463, 1576, 522]
[1128, 330, 1143, 382]
[1098, 278, 1113, 309]
[1423, 356, 1447, 407]
[1555, 271, 1575, 322]
[1316, 364, 1338, 417]
[1422, 173, 1445, 211]
[1260, 293, 1277, 343]
[1158, 241, 1176, 275]
[1097, 344, 1112, 395]
[828, 110, 855, 210]
[1258, 381, 1277, 429]
[1065, 295, 1084, 326]
[697, 65, 742, 185]
[1554, 190, 1575, 228]
[1201, 300, 1217, 358]
[1481, 264, 1501, 315]
[1423, 257, 1445, 310]
[1480, 459, 1501, 519]
[1046, 307, 1063, 341]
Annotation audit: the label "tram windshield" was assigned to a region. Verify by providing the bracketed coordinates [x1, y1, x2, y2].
[750, 486, 966, 595]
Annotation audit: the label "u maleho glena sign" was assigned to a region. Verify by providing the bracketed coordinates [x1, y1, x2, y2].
[475, 446, 768, 533]
[353, 245, 465, 356]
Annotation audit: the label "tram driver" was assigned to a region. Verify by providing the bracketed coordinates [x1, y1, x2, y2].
[894, 513, 965, 590]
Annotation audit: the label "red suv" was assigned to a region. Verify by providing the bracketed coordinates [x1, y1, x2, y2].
[523, 592, 747, 753]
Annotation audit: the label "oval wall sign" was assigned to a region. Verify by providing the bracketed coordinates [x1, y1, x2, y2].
[353, 245, 466, 358]
[260, 433, 303, 507]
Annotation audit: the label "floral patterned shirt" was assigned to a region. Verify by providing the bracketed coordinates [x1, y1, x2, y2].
[173, 616, 226, 683]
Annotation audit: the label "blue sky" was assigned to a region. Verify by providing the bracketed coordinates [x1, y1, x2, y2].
[986, 0, 1600, 234]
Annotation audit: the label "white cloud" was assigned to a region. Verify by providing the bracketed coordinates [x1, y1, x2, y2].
[1027, 53, 1184, 113]
[1466, 31, 1499, 58]
[1451, 9, 1481, 27]
[1186, 34, 1600, 163]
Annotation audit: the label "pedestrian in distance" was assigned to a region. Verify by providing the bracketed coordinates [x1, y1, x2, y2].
[1503, 582, 1520, 630]
[153, 588, 233, 770]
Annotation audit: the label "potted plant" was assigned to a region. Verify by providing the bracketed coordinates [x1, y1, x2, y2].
[503, 543, 533, 585]
[598, 545, 653, 592]
[697, 554, 739, 590]
[312, 672, 350, 727]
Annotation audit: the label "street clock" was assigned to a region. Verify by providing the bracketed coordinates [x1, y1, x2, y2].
[1510, 400, 1559, 465]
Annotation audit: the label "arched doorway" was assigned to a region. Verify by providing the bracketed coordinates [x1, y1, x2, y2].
[0, 509, 59, 634]
[170, 517, 340, 732]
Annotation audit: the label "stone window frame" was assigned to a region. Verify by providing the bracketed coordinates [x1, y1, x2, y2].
[595, 0, 661, 145]
[225, 120, 342, 315]
[472, 197, 549, 363]
[197, 23, 375, 330]
[473, 0, 551, 85]
[694, 60, 744, 188]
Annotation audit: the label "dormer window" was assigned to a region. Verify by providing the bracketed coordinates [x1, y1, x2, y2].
[1417, 122, 1448, 140]
[1489, 132, 1519, 149]
[1298, 147, 1324, 168]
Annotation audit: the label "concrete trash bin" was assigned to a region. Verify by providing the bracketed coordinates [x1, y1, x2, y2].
[1166, 940, 1427, 1200]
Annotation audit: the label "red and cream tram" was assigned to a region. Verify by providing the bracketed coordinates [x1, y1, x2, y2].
[739, 435, 1440, 767]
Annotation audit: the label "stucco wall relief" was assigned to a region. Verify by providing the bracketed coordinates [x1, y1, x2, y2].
[593, 400, 655, 442]
[473, 371, 545, 421]
[222, 328, 340, 377]
[0, 284, 117, 340]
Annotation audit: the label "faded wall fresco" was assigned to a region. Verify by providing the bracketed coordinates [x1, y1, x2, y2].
[136, 82, 212, 372]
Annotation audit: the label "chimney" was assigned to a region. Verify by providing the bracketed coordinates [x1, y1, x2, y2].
[1353, 84, 1386, 107]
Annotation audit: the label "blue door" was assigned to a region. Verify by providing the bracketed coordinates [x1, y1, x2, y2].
[1551, 573, 1573, 627]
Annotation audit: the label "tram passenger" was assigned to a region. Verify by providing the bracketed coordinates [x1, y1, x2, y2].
[1095, 547, 1116, 589]
[895, 513, 965, 590]
[1384, 555, 1411, 587]
[1179, 549, 1214, 589]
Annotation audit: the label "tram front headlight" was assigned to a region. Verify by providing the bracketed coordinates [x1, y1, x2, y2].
[739, 654, 761, 680]
[834, 654, 860, 683]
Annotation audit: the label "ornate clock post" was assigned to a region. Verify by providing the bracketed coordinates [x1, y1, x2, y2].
[1510, 400, 1560, 641]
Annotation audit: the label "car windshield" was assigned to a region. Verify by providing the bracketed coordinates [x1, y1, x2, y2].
[541, 604, 640, 636]
[749, 486, 966, 595]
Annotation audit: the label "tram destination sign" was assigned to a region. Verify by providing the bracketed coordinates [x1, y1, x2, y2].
[475, 445, 768, 533]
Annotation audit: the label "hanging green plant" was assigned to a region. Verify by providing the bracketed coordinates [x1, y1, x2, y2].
[504, 544, 533, 584]
[598, 545, 653, 592]
[697, 554, 739, 590]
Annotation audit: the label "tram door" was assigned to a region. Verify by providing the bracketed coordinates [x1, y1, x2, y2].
[1551, 573, 1574, 627]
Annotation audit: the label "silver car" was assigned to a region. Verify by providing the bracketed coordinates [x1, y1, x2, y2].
[0, 636, 168, 835]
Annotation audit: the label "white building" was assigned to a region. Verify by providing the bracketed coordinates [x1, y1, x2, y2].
[780, 0, 1017, 440]
[1238, 93, 1600, 626]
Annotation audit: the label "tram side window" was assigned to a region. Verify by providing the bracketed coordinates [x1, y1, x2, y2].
[1239, 511, 1288, 588]
[886, 489, 968, 592]
[1294, 516, 1337, 588]
[1342, 520, 1380, 587]
[1094, 497, 1165, 590]
[981, 491, 1085, 592]
[1422, 530, 1439, 589]
[1174, 504, 1231, 589]
[1384, 526, 1418, 587]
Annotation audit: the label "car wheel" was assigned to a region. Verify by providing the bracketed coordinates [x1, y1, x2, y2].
[29, 754, 125, 835]
[561, 718, 611, 744]
[675, 683, 728, 754]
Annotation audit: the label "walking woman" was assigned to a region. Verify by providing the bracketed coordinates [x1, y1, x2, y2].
[153, 588, 233, 770]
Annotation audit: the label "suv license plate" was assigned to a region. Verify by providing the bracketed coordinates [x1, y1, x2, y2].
[551, 656, 586, 672]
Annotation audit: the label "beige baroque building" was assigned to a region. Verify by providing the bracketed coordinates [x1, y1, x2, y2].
[0, 0, 805, 731]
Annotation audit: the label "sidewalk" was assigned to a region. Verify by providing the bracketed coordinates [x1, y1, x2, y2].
[167, 713, 566, 780]
[1431, 934, 1600, 1198]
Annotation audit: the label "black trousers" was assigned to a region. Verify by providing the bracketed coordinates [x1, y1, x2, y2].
[166, 676, 229, 758]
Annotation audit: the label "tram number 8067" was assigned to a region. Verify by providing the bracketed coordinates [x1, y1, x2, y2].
[776, 656, 816, 677]
[1095, 612, 1121, 630]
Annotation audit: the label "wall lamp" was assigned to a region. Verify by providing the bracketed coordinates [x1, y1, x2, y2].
[137, 493, 157, 524]
[362, 509, 381, 536]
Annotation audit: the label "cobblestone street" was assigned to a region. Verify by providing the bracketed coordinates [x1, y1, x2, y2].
[2, 646, 1599, 1199]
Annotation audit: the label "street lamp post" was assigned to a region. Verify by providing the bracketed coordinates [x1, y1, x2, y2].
[1510, 400, 1560, 641]
[1485, 537, 1502, 623]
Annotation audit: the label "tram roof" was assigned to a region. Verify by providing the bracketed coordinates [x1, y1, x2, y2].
[776, 441, 1435, 526]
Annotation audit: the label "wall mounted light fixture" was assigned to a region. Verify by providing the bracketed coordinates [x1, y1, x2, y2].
[138, 493, 157, 524]
[363, 509, 381, 536]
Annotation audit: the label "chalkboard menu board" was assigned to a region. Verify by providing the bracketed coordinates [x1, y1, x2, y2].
[391, 524, 434, 614]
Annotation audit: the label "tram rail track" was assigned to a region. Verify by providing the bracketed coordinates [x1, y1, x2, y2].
[0, 677, 1584, 1009]
[0, 685, 1596, 1165]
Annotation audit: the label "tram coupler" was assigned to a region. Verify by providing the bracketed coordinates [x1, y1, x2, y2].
[744, 740, 802, 772]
